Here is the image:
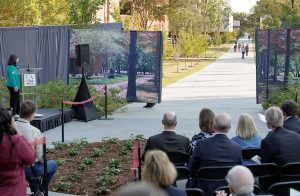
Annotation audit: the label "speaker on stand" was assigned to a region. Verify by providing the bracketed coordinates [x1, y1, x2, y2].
[75, 44, 90, 77]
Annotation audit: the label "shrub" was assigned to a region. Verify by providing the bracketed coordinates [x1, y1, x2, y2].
[262, 80, 300, 110]
[0, 77, 9, 107]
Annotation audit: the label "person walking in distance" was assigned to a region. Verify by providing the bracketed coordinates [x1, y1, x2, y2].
[234, 44, 237, 52]
[238, 43, 241, 52]
[241, 45, 246, 59]
[245, 44, 249, 56]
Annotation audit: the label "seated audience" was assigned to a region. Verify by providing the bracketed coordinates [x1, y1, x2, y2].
[16, 101, 57, 194]
[188, 113, 242, 195]
[261, 106, 300, 167]
[232, 113, 261, 149]
[281, 100, 300, 134]
[190, 108, 215, 155]
[216, 165, 255, 196]
[113, 182, 167, 196]
[143, 112, 190, 164]
[143, 150, 187, 196]
[0, 105, 35, 196]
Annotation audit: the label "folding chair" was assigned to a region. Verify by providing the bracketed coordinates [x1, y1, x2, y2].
[280, 162, 300, 182]
[185, 188, 204, 196]
[194, 166, 233, 196]
[214, 185, 261, 195]
[166, 151, 189, 166]
[242, 148, 261, 160]
[175, 166, 190, 187]
[28, 142, 48, 196]
[246, 163, 278, 189]
[268, 180, 300, 196]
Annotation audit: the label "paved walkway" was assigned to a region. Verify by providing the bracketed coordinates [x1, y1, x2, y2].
[44, 38, 268, 147]
[44, 38, 268, 195]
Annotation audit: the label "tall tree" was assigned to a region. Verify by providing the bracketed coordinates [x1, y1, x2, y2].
[130, 0, 168, 30]
[69, 0, 105, 25]
[0, 0, 40, 26]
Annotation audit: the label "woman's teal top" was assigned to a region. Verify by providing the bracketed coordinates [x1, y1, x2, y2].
[6, 65, 20, 89]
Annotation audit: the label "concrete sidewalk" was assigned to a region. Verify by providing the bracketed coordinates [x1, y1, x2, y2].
[44, 38, 267, 147]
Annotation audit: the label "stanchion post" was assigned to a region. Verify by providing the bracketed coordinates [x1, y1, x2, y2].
[61, 99, 64, 143]
[138, 140, 142, 180]
[104, 84, 108, 119]
[43, 143, 48, 196]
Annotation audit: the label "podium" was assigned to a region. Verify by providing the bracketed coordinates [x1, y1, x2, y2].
[18, 68, 42, 107]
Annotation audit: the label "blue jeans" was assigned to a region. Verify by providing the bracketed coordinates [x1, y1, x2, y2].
[25, 160, 57, 192]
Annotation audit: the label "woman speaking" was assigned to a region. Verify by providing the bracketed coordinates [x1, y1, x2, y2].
[6, 54, 20, 115]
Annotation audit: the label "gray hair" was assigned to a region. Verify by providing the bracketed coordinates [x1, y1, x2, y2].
[162, 112, 177, 127]
[265, 106, 284, 128]
[227, 165, 254, 195]
[214, 113, 231, 133]
[113, 182, 167, 196]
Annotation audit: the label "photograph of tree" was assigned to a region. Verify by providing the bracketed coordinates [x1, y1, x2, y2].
[69, 27, 162, 104]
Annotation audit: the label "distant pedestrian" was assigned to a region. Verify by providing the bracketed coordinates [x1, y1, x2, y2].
[238, 43, 241, 52]
[241, 45, 246, 59]
[234, 44, 237, 52]
[245, 44, 249, 56]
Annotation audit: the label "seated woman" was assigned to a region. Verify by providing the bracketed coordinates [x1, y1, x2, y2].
[190, 108, 215, 154]
[232, 113, 261, 149]
[0, 105, 36, 196]
[143, 150, 187, 196]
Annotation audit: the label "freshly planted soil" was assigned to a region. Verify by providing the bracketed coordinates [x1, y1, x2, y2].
[48, 139, 146, 195]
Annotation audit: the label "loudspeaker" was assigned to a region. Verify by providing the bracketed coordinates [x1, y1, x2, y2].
[75, 44, 90, 67]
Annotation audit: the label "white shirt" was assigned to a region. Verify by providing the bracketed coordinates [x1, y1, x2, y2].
[16, 118, 43, 162]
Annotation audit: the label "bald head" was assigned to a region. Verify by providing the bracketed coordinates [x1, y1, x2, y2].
[162, 112, 177, 129]
[214, 113, 231, 133]
[227, 166, 254, 195]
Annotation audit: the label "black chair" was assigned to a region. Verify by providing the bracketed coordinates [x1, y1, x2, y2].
[185, 188, 204, 196]
[280, 162, 300, 181]
[246, 163, 278, 189]
[242, 148, 261, 160]
[268, 180, 300, 196]
[166, 152, 189, 166]
[214, 185, 261, 195]
[28, 143, 48, 196]
[193, 166, 233, 196]
[196, 166, 233, 181]
[176, 166, 190, 181]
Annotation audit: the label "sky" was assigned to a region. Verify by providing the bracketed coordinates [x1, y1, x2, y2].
[229, 0, 258, 13]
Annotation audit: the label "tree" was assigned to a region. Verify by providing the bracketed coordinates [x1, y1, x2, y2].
[0, 0, 70, 27]
[0, 0, 40, 26]
[69, 0, 105, 25]
[129, 0, 168, 30]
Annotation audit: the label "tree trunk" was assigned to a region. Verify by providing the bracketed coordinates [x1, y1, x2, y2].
[126, 31, 138, 102]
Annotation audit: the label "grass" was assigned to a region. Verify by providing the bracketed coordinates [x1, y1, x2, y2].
[162, 44, 232, 87]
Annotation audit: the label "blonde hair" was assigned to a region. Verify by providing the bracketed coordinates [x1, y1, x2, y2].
[236, 114, 258, 139]
[142, 150, 177, 187]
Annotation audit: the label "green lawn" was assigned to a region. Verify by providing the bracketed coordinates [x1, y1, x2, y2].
[162, 44, 232, 87]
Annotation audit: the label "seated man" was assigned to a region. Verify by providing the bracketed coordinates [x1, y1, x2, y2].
[188, 113, 242, 195]
[281, 100, 300, 134]
[262, 106, 300, 167]
[217, 165, 255, 196]
[16, 101, 57, 194]
[143, 112, 190, 164]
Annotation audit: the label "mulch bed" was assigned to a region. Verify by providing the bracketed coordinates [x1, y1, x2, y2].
[48, 138, 146, 195]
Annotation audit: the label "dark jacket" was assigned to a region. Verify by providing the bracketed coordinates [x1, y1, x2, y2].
[261, 127, 300, 166]
[143, 131, 190, 163]
[283, 116, 300, 134]
[187, 133, 242, 196]
[163, 185, 187, 196]
[189, 133, 242, 175]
